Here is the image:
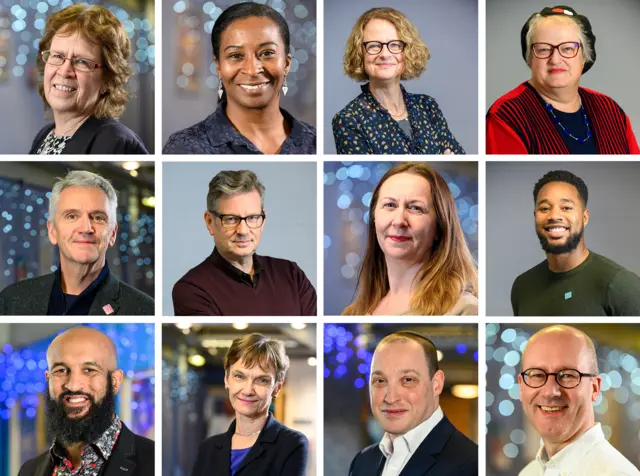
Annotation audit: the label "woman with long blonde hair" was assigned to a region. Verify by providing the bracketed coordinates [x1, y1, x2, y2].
[343, 162, 477, 315]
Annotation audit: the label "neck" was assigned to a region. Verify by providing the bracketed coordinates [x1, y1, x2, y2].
[60, 258, 105, 295]
[368, 80, 405, 115]
[543, 421, 596, 459]
[384, 256, 424, 296]
[529, 80, 581, 112]
[63, 442, 86, 468]
[53, 112, 91, 137]
[225, 99, 285, 137]
[235, 411, 268, 435]
[218, 248, 255, 276]
[546, 245, 589, 273]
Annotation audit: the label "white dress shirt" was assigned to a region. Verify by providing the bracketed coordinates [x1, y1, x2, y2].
[519, 423, 640, 476]
[378, 406, 444, 476]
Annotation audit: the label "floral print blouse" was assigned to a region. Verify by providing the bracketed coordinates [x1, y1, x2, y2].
[332, 83, 464, 155]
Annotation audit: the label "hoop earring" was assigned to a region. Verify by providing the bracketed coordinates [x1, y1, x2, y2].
[282, 76, 288, 96]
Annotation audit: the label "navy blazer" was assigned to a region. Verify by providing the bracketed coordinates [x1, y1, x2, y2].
[191, 413, 308, 476]
[348, 416, 478, 476]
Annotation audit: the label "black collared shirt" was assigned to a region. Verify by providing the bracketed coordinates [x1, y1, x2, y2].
[47, 264, 109, 316]
[163, 101, 317, 154]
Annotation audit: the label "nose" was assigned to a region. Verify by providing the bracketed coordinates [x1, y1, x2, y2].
[56, 58, 76, 76]
[391, 207, 408, 227]
[62, 373, 85, 393]
[539, 375, 563, 398]
[242, 54, 263, 75]
[548, 47, 564, 63]
[242, 378, 255, 394]
[383, 382, 400, 404]
[548, 205, 562, 221]
[78, 214, 95, 233]
[235, 218, 250, 234]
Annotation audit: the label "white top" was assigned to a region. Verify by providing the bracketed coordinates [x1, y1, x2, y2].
[519, 423, 640, 476]
[378, 406, 444, 476]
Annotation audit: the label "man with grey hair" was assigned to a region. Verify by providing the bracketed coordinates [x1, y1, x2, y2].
[517, 325, 639, 475]
[0, 170, 154, 315]
[172, 169, 316, 315]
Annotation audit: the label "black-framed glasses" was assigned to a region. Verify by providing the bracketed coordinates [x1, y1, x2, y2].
[209, 211, 265, 229]
[42, 50, 104, 72]
[531, 42, 581, 59]
[520, 368, 597, 389]
[362, 40, 406, 55]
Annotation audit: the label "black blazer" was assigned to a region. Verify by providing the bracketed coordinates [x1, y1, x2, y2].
[0, 272, 154, 316]
[349, 416, 478, 476]
[29, 116, 149, 154]
[191, 413, 308, 476]
[17, 422, 154, 476]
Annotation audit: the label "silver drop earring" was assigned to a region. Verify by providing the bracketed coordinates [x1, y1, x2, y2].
[218, 78, 223, 100]
[282, 76, 288, 96]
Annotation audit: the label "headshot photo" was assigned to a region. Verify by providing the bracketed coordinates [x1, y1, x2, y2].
[325, 0, 478, 154]
[0, 162, 155, 316]
[163, 323, 317, 476]
[162, 0, 317, 154]
[0, 3, 154, 154]
[164, 162, 316, 316]
[324, 323, 479, 476]
[486, 0, 640, 154]
[0, 323, 155, 476]
[487, 162, 640, 316]
[486, 323, 640, 475]
[324, 161, 478, 316]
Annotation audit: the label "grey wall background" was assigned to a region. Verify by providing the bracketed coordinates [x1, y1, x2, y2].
[324, 0, 478, 154]
[487, 162, 640, 316]
[163, 162, 317, 316]
[487, 0, 640, 139]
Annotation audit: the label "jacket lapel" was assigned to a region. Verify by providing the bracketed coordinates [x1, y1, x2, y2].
[89, 273, 121, 316]
[104, 423, 137, 476]
[34, 454, 53, 476]
[61, 117, 102, 154]
[399, 417, 455, 476]
[234, 413, 278, 475]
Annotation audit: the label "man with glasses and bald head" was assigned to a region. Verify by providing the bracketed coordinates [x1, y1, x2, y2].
[517, 325, 639, 475]
[172, 170, 316, 316]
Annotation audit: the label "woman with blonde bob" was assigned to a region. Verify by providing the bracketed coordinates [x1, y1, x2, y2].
[191, 333, 309, 476]
[30, 5, 147, 154]
[344, 162, 477, 316]
[332, 8, 463, 155]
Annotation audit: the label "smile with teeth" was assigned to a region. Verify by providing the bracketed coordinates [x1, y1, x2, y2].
[239, 83, 269, 91]
[54, 84, 77, 92]
[540, 405, 565, 413]
[546, 227, 567, 232]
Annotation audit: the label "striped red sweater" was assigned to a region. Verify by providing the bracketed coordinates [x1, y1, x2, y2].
[486, 82, 640, 154]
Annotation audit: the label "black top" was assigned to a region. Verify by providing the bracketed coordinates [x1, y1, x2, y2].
[191, 413, 308, 476]
[47, 264, 109, 315]
[163, 101, 317, 154]
[548, 107, 598, 154]
[29, 116, 149, 154]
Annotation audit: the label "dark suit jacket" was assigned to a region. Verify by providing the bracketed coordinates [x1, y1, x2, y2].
[29, 116, 149, 154]
[191, 413, 308, 476]
[349, 416, 478, 476]
[0, 272, 154, 315]
[17, 423, 154, 476]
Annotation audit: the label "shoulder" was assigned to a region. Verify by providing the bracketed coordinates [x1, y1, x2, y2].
[350, 442, 380, 467]
[110, 276, 154, 315]
[258, 255, 304, 274]
[513, 260, 548, 288]
[18, 452, 50, 476]
[0, 274, 54, 298]
[445, 424, 478, 454]
[588, 252, 636, 280]
[174, 256, 217, 286]
[448, 292, 478, 316]
[579, 87, 619, 104]
[132, 432, 155, 458]
[588, 439, 639, 473]
[30, 123, 55, 152]
[517, 459, 539, 476]
[487, 83, 531, 115]
[90, 118, 148, 154]
[163, 115, 213, 154]
[333, 92, 369, 124]
[276, 422, 309, 448]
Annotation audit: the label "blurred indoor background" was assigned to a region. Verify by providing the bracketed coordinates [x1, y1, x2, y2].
[162, 323, 317, 476]
[0, 161, 155, 297]
[0, 323, 155, 476]
[324, 323, 478, 475]
[162, 0, 317, 146]
[323, 161, 478, 315]
[486, 323, 640, 474]
[0, 0, 155, 153]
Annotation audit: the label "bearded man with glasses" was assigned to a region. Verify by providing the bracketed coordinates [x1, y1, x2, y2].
[172, 170, 316, 316]
[517, 325, 639, 475]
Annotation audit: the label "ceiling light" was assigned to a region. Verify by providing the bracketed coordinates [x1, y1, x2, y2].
[122, 161, 140, 171]
[451, 384, 478, 399]
[188, 354, 206, 367]
[233, 323, 249, 330]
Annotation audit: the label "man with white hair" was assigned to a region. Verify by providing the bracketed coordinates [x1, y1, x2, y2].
[0, 170, 154, 315]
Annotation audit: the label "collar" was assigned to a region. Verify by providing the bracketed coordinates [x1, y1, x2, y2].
[50, 263, 110, 314]
[50, 415, 122, 464]
[210, 248, 262, 287]
[535, 423, 604, 473]
[379, 406, 444, 458]
[359, 82, 417, 117]
[204, 101, 309, 151]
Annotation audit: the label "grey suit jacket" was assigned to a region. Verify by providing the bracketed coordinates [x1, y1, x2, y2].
[0, 272, 154, 316]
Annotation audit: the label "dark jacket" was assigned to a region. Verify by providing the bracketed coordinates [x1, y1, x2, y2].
[17, 423, 154, 476]
[191, 413, 308, 476]
[348, 416, 478, 476]
[0, 271, 154, 316]
[29, 116, 149, 154]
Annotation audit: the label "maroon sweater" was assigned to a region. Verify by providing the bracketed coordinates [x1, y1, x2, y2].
[172, 249, 317, 316]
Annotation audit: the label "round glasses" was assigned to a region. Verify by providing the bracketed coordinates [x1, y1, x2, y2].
[520, 368, 597, 389]
[362, 40, 406, 55]
[42, 50, 104, 72]
[210, 211, 265, 229]
[531, 42, 581, 59]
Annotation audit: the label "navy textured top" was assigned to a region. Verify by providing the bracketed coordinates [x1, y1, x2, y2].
[47, 264, 109, 315]
[332, 83, 464, 155]
[163, 102, 316, 154]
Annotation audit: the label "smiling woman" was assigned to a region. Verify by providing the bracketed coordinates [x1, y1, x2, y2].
[163, 2, 316, 155]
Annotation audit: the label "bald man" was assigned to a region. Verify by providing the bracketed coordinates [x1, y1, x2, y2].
[518, 325, 639, 475]
[18, 327, 154, 476]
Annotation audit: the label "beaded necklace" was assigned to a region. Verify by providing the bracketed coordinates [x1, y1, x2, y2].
[545, 102, 592, 143]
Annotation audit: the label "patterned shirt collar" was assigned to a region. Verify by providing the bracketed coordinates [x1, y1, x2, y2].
[359, 82, 417, 117]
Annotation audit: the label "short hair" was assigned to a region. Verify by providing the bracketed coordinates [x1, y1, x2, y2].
[211, 2, 291, 59]
[377, 331, 439, 378]
[206, 170, 265, 212]
[224, 333, 290, 383]
[343, 7, 430, 82]
[37, 5, 132, 119]
[48, 171, 118, 225]
[524, 15, 594, 66]
[533, 170, 589, 206]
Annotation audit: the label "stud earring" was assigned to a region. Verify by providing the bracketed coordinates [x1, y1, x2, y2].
[282, 76, 288, 96]
[218, 79, 223, 100]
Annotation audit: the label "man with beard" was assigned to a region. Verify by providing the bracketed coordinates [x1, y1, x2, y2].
[18, 326, 154, 476]
[518, 325, 639, 475]
[511, 170, 640, 316]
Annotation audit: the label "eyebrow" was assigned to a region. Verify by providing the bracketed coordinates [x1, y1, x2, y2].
[371, 369, 421, 376]
[50, 49, 98, 60]
[224, 41, 279, 52]
[60, 208, 108, 215]
[51, 361, 105, 370]
[536, 198, 576, 206]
